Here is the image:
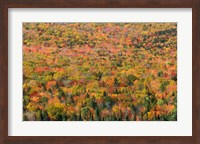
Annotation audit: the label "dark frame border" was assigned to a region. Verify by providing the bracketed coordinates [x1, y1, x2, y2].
[0, 0, 199, 144]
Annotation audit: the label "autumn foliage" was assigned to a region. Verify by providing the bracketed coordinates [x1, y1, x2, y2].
[23, 23, 177, 121]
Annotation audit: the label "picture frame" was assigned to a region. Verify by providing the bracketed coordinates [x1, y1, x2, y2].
[0, 0, 199, 144]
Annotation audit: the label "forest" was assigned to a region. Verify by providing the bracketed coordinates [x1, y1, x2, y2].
[23, 23, 177, 121]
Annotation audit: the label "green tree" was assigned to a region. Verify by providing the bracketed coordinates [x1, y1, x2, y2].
[81, 107, 92, 121]
[93, 108, 100, 121]
[42, 110, 49, 121]
[36, 110, 42, 121]
[114, 77, 119, 87]
[126, 74, 137, 86]
[23, 95, 30, 106]
[160, 81, 168, 92]
[40, 97, 48, 104]
[97, 71, 103, 81]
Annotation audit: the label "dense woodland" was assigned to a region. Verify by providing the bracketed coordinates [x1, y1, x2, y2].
[23, 23, 177, 121]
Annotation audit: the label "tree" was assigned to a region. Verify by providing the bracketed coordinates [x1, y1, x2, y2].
[23, 95, 30, 106]
[103, 91, 107, 97]
[126, 74, 137, 86]
[112, 106, 122, 120]
[160, 81, 168, 92]
[85, 98, 96, 108]
[46, 103, 65, 121]
[93, 108, 100, 121]
[114, 77, 119, 87]
[42, 110, 49, 121]
[36, 110, 42, 121]
[114, 88, 119, 94]
[81, 107, 92, 121]
[26, 102, 38, 112]
[40, 96, 48, 104]
[97, 71, 103, 81]
[103, 95, 113, 109]
[85, 93, 90, 98]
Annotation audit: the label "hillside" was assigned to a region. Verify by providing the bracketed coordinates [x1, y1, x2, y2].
[23, 23, 177, 121]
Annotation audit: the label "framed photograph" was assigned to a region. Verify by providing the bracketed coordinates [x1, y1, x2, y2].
[0, 0, 199, 144]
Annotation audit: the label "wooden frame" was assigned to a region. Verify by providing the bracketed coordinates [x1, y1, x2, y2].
[0, 0, 199, 143]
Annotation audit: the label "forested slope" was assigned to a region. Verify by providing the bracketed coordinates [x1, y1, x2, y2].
[23, 23, 177, 121]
